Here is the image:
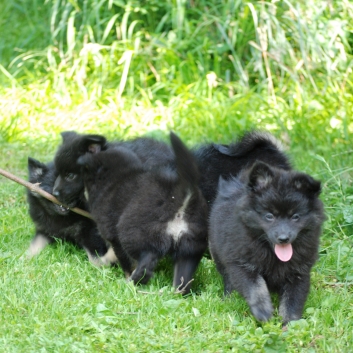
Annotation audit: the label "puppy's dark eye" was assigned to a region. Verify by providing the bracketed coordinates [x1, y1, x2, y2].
[65, 173, 77, 181]
[265, 213, 275, 221]
[291, 214, 300, 221]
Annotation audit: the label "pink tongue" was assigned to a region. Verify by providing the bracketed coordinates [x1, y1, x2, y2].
[275, 244, 293, 262]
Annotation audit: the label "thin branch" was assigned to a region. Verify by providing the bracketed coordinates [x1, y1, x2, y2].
[136, 278, 195, 296]
[0, 168, 93, 219]
[137, 290, 163, 295]
[324, 281, 353, 287]
[175, 277, 194, 294]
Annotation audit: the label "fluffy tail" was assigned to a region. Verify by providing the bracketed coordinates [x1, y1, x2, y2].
[170, 132, 199, 188]
[213, 131, 284, 157]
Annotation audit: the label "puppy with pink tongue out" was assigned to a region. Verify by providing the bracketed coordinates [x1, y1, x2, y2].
[209, 161, 325, 325]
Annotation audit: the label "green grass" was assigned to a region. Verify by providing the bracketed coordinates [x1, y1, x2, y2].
[1, 0, 353, 351]
[1, 131, 353, 352]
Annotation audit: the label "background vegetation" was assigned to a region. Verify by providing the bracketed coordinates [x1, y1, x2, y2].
[0, 0, 352, 351]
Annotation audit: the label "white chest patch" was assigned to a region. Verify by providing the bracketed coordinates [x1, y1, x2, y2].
[84, 187, 89, 201]
[166, 192, 191, 242]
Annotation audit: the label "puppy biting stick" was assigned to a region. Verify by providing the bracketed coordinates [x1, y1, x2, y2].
[0, 168, 92, 219]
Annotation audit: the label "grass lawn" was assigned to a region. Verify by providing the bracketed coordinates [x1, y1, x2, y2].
[1, 122, 353, 352]
[1, 0, 353, 351]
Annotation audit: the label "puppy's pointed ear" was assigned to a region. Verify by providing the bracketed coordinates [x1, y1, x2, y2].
[28, 157, 48, 178]
[292, 173, 322, 197]
[80, 135, 107, 154]
[248, 162, 274, 191]
[60, 131, 78, 143]
[60, 131, 106, 154]
[213, 144, 232, 156]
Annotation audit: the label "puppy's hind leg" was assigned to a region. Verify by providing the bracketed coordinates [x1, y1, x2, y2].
[99, 225, 134, 275]
[173, 255, 203, 294]
[129, 251, 159, 285]
[98, 246, 118, 266]
[79, 226, 121, 267]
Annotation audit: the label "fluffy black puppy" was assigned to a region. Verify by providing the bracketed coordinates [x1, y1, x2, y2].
[78, 132, 208, 294]
[26, 157, 114, 265]
[53, 131, 174, 208]
[193, 131, 291, 206]
[209, 161, 325, 324]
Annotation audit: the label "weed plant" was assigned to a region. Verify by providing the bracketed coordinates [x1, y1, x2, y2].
[0, 0, 353, 352]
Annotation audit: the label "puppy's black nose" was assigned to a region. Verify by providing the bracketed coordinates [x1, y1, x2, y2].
[278, 235, 290, 244]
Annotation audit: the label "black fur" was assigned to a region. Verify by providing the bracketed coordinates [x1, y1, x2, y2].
[193, 131, 291, 206]
[78, 132, 208, 294]
[209, 160, 325, 324]
[53, 131, 174, 208]
[26, 157, 108, 263]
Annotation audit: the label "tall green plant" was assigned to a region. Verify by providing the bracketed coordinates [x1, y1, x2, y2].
[3, 0, 351, 99]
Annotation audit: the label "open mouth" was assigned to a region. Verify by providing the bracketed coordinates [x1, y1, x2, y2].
[56, 198, 77, 209]
[54, 204, 71, 215]
[274, 243, 293, 262]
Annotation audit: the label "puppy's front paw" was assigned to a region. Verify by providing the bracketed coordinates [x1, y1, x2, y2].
[127, 269, 136, 281]
[279, 307, 302, 325]
[247, 278, 273, 322]
[129, 268, 153, 285]
[250, 301, 274, 322]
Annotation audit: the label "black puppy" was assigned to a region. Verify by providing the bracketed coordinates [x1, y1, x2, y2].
[193, 131, 291, 206]
[53, 131, 174, 208]
[26, 157, 115, 265]
[78, 132, 208, 294]
[209, 161, 325, 324]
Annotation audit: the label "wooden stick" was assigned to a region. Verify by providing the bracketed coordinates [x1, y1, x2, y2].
[0, 168, 93, 219]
